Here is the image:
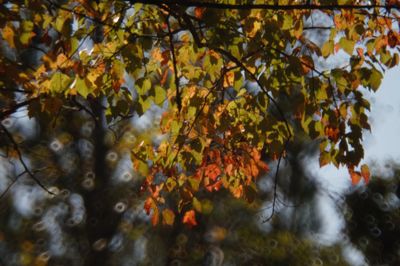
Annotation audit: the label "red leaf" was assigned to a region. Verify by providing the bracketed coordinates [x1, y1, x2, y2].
[206, 180, 222, 192]
[182, 210, 197, 227]
[194, 7, 205, 19]
[205, 163, 221, 181]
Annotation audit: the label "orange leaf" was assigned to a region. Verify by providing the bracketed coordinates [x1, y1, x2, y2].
[360, 164, 370, 184]
[182, 210, 197, 227]
[257, 161, 269, 172]
[205, 163, 221, 181]
[151, 208, 159, 226]
[194, 7, 205, 19]
[300, 56, 314, 74]
[334, 43, 340, 53]
[350, 171, 362, 185]
[2, 25, 15, 48]
[250, 160, 259, 177]
[225, 163, 234, 176]
[144, 197, 153, 215]
[232, 185, 243, 198]
[160, 69, 169, 86]
[356, 48, 364, 57]
[223, 71, 234, 87]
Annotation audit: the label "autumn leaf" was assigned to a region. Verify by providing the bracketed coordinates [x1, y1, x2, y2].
[182, 210, 197, 227]
[205, 164, 221, 181]
[248, 20, 261, 38]
[232, 185, 243, 198]
[151, 208, 159, 226]
[350, 171, 362, 185]
[249, 160, 259, 177]
[144, 197, 153, 215]
[319, 152, 331, 167]
[225, 163, 234, 176]
[300, 55, 314, 74]
[194, 7, 206, 19]
[360, 164, 370, 183]
[2, 25, 15, 48]
[162, 209, 175, 226]
[257, 161, 269, 172]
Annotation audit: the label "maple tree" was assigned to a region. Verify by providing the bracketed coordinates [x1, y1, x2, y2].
[1, 0, 400, 237]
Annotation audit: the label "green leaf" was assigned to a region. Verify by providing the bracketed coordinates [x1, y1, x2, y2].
[75, 77, 91, 98]
[201, 199, 213, 215]
[154, 85, 166, 106]
[136, 78, 152, 95]
[50, 72, 72, 94]
[162, 209, 175, 225]
[369, 68, 383, 91]
[339, 38, 355, 55]
[319, 152, 331, 167]
[193, 197, 202, 213]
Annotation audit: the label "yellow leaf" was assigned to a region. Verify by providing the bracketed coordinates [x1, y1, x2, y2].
[360, 164, 370, 183]
[248, 21, 261, 38]
[162, 209, 175, 226]
[2, 25, 15, 48]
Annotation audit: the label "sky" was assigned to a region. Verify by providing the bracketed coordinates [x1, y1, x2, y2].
[315, 66, 400, 191]
[306, 65, 400, 265]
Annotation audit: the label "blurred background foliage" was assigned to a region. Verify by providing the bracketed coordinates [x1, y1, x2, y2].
[2, 107, 400, 266]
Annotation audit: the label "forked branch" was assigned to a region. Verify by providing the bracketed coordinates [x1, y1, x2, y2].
[0, 124, 54, 196]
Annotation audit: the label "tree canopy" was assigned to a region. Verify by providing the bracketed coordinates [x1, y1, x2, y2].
[1, 0, 400, 229]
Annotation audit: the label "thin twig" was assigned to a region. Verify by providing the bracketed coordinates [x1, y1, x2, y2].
[72, 97, 99, 126]
[0, 124, 54, 195]
[166, 15, 182, 111]
[0, 170, 26, 200]
[0, 97, 39, 120]
[303, 26, 332, 30]
[262, 138, 290, 223]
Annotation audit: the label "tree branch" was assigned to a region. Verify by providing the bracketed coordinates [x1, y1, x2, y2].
[166, 15, 182, 111]
[0, 170, 25, 200]
[131, 1, 400, 11]
[0, 124, 53, 195]
[262, 138, 290, 223]
[0, 167, 47, 200]
[0, 97, 39, 120]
